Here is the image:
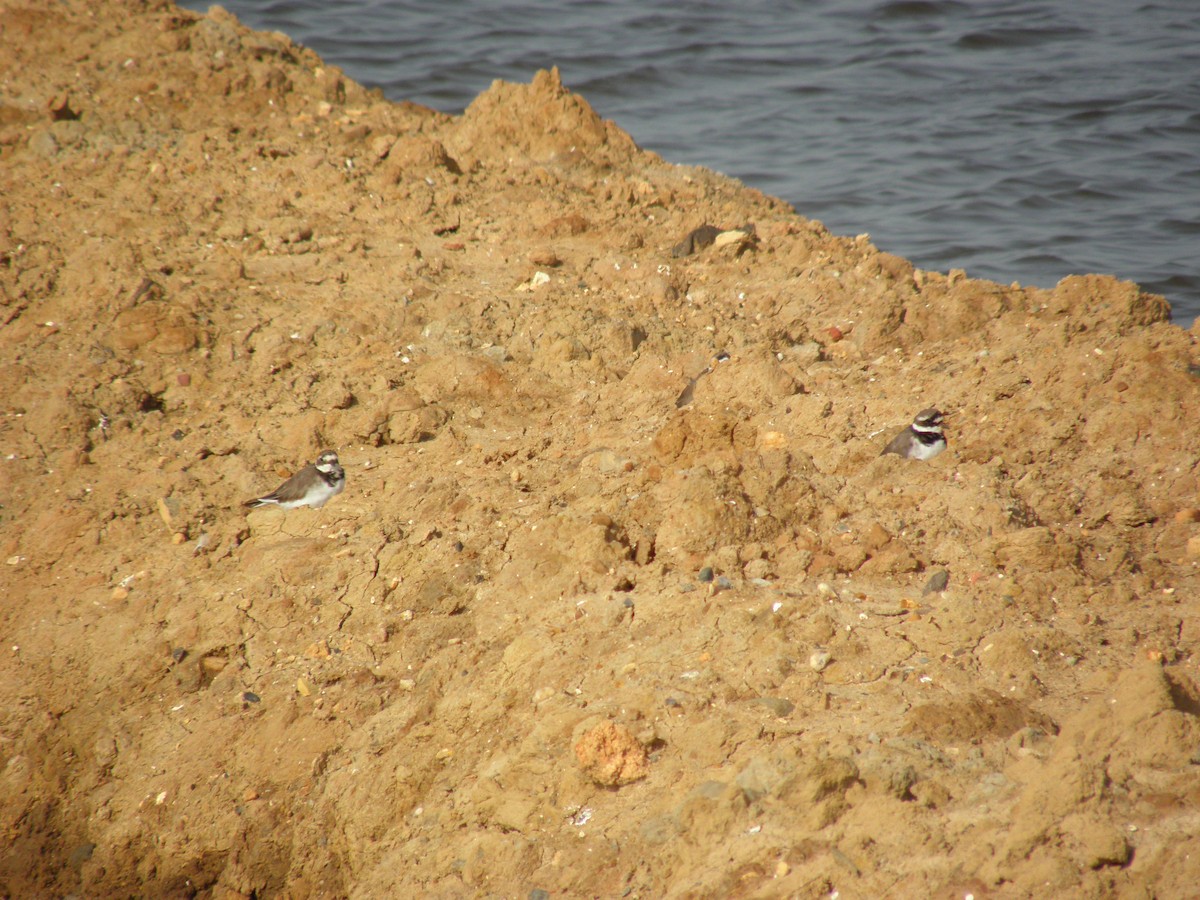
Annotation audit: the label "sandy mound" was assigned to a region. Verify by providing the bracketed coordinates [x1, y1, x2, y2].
[2, 1, 1199, 896]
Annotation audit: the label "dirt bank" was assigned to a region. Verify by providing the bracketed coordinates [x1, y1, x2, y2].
[2, 1, 1200, 897]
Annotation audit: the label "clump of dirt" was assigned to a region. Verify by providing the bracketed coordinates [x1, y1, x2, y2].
[2, 1, 1200, 897]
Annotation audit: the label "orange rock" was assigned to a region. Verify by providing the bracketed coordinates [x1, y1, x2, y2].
[759, 430, 788, 450]
[305, 640, 332, 659]
[863, 521, 891, 552]
[574, 721, 649, 786]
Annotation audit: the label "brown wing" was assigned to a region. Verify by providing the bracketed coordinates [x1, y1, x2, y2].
[881, 429, 911, 457]
[245, 464, 317, 506]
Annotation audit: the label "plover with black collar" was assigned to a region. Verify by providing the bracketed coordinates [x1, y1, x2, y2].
[881, 408, 947, 460]
[244, 450, 345, 510]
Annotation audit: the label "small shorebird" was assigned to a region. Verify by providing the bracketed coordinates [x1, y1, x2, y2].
[244, 450, 345, 509]
[675, 350, 731, 408]
[881, 408, 947, 460]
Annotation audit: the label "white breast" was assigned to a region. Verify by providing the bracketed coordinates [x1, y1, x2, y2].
[907, 438, 946, 461]
[303, 478, 344, 509]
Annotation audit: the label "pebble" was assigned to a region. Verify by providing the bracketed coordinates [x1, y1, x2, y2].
[715, 575, 734, 590]
[759, 430, 787, 450]
[922, 570, 950, 594]
[29, 130, 59, 158]
[713, 228, 752, 250]
[809, 649, 832, 672]
[67, 842, 95, 867]
[755, 696, 795, 717]
[517, 271, 550, 291]
[573, 721, 649, 786]
[111, 586, 130, 601]
[698, 566, 714, 583]
[670, 223, 721, 257]
[864, 521, 891, 550]
[242, 691, 261, 704]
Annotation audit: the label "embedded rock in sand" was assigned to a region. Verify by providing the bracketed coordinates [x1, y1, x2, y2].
[574, 721, 650, 786]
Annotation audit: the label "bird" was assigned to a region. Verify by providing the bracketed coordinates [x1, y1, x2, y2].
[243, 450, 345, 509]
[675, 350, 731, 408]
[881, 408, 947, 460]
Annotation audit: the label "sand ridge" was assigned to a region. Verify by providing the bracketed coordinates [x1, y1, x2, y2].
[2, 1, 1200, 896]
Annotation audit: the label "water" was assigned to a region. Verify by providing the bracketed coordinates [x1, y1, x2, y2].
[181, 0, 1200, 325]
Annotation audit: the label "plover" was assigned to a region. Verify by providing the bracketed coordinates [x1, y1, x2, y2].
[881, 408, 947, 460]
[244, 450, 345, 509]
[675, 350, 731, 408]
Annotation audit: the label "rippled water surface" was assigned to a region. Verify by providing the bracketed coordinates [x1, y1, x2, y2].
[182, 0, 1200, 324]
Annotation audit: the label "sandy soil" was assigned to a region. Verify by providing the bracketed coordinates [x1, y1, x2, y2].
[3, 2, 1200, 897]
